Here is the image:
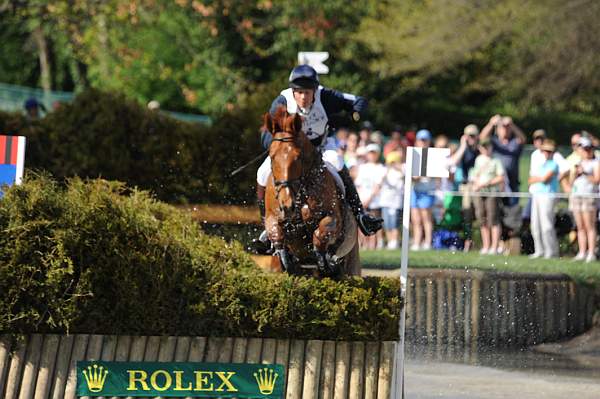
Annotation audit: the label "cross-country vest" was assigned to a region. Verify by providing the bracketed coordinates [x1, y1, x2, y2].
[281, 86, 328, 141]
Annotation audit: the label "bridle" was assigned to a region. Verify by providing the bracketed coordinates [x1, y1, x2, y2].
[270, 131, 320, 215]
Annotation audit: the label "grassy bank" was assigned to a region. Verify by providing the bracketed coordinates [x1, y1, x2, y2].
[360, 249, 600, 285]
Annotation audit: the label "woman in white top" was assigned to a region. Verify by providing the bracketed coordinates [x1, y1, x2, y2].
[355, 144, 387, 249]
[568, 137, 600, 262]
[372, 150, 405, 249]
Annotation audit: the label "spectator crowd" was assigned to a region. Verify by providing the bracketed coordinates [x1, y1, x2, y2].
[336, 115, 600, 262]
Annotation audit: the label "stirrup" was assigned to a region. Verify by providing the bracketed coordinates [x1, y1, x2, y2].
[357, 212, 383, 236]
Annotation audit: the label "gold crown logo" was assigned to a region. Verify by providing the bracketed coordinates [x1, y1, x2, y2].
[82, 364, 108, 392]
[253, 367, 278, 395]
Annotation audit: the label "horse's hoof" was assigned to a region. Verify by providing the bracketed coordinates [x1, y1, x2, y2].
[325, 253, 342, 277]
[314, 251, 340, 277]
[314, 250, 328, 275]
[276, 248, 298, 274]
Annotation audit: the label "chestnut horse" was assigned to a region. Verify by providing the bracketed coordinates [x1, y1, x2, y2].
[263, 107, 360, 277]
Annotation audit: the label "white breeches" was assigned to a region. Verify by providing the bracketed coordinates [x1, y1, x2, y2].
[256, 136, 344, 186]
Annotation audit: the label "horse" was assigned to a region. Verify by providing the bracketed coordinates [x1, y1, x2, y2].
[263, 106, 360, 278]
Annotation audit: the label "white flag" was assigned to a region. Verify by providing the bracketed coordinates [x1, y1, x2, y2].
[409, 147, 450, 178]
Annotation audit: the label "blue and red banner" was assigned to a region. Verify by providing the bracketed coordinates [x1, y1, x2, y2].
[0, 135, 26, 196]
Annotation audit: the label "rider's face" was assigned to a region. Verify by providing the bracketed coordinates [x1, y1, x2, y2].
[293, 88, 315, 109]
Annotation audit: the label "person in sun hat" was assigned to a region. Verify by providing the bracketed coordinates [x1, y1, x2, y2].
[529, 129, 568, 186]
[447, 124, 480, 252]
[470, 137, 505, 255]
[527, 139, 560, 259]
[568, 136, 600, 262]
[523, 129, 569, 223]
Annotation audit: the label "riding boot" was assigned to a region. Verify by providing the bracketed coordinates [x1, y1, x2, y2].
[338, 166, 383, 236]
[249, 185, 272, 254]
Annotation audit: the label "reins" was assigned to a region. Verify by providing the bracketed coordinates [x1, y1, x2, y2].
[270, 132, 321, 212]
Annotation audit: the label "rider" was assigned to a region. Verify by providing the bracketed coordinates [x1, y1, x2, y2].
[252, 64, 383, 253]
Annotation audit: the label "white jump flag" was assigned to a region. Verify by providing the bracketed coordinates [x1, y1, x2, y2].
[297, 51, 329, 74]
[391, 146, 450, 399]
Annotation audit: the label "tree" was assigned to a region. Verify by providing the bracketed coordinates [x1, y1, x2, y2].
[357, 0, 600, 114]
[1, 0, 378, 116]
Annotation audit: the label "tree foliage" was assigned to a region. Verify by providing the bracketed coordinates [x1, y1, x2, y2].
[0, 88, 264, 204]
[1, 0, 375, 115]
[358, 0, 600, 114]
[2, 0, 600, 130]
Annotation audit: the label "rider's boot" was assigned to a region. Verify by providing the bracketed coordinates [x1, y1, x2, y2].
[339, 166, 383, 236]
[248, 185, 273, 254]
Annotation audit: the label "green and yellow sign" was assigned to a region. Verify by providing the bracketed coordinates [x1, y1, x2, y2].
[76, 361, 285, 398]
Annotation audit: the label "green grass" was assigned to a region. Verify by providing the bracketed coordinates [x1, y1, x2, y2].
[360, 249, 600, 285]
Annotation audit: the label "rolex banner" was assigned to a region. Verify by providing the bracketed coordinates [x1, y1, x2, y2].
[76, 361, 285, 398]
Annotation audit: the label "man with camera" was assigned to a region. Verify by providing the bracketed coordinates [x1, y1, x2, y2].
[480, 114, 526, 205]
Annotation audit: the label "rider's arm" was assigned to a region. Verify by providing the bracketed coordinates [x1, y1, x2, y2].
[320, 88, 368, 118]
[261, 95, 288, 149]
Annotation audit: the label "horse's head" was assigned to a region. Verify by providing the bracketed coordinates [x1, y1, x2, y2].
[264, 106, 307, 218]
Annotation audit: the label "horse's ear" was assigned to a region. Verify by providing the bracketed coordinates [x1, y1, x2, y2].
[293, 113, 303, 133]
[263, 112, 273, 133]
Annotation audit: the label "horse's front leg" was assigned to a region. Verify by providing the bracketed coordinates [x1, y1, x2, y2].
[265, 214, 284, 246]
[266, 215, 298, 274]
[313, 215, 337, 250]
[313, 215, 340, 275]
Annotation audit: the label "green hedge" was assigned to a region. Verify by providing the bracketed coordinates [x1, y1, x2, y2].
[0, 175, 400, 340]
[0, 89, 263, 204]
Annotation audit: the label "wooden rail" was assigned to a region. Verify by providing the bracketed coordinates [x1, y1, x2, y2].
[404, 269, 595, 352]
[181, 205, 260, 224]
[0, 335, 395, 399]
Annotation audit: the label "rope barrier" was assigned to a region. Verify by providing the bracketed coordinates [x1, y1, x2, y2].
[430, 189, 600, 199]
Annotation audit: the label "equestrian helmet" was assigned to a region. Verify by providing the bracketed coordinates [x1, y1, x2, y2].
[289, 65, 319, 89]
